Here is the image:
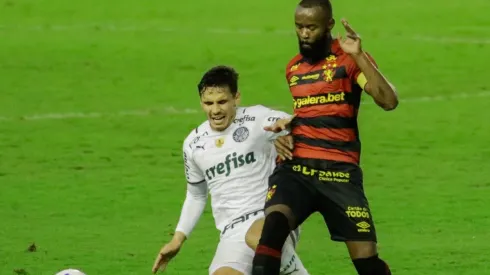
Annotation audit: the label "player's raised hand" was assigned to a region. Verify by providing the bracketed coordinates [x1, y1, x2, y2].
[274, 135, 294, 160]
[152, 240, 182, 273]
[264, 115, 296, 133]
[337, 18, 362, 55]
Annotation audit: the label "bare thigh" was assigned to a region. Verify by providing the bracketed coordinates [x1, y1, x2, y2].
[212, 266, 244, 275]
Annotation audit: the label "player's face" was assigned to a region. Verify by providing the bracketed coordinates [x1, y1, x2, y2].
[295, 6, 335, 60]
[200, 86, 240, 131]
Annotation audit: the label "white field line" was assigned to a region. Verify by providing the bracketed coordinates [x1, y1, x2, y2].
[411, 35, 490, 44]
[0, 91, 489, 122]
[0, 24, 489, 44]
[450, 26, 490, 31]
[0, 24, 487, 121]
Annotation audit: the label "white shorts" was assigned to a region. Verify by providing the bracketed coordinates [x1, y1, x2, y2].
[208, 209, 300, 275]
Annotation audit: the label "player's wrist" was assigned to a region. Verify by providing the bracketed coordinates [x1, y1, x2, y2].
[172, 231, 187, 245]
[350, 50, 365, 61]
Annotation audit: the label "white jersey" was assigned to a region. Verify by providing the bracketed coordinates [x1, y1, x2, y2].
[182, 105, 290, 232]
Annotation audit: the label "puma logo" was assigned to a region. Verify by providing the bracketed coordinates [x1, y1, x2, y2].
[280, 255, 299, 275]
[282, 264, 299, 275]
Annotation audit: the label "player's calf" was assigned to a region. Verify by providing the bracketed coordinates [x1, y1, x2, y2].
[246, 218, 309, 275]
[347, 241, 391, 275]
[280, 234, 309, 275]
[251, 211, 292, 275]
[352, 254, 391, 275]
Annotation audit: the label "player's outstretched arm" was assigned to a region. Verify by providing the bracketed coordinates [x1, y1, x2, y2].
[152, 182, 208, 273]
[260, 108, 296, 160]
[338, 18, 399, 111]
[265, 116, 295, 160]
[263, 115, 296, 133]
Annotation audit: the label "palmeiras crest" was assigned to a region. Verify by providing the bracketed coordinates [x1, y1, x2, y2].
[233, 126, 249, 142]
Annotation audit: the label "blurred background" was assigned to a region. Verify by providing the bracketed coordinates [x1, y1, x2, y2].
[0, 0, 489, 274]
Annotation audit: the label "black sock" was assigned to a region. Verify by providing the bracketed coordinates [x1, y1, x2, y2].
[353, 254, 392, 275]
[252, 212, 291, 275]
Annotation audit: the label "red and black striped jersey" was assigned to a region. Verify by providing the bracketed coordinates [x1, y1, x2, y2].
[286, 39, 377, 165]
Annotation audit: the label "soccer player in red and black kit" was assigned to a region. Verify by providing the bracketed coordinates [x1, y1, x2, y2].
[251, 0, 398, 275]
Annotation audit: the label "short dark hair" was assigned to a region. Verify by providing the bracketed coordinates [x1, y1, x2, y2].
[197, 65, 239, 96]
[298, 0, 333, 18]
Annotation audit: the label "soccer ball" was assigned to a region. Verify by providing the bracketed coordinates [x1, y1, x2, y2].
[55, 269, 86, 275]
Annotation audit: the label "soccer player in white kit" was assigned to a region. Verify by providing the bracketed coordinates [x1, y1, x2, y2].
[152, 66, 309, 275]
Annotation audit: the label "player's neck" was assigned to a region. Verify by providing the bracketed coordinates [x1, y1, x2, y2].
[325, 35, 334, 54]
[303, 35, 334, 64]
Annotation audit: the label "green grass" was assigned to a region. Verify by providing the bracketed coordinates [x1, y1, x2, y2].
[1, 0, 489, 274]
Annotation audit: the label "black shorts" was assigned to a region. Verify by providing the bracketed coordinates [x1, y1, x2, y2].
[265, 159, 377, 242]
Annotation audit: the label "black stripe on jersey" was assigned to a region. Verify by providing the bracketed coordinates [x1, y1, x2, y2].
[350, 81, 363, 109]
[293, 135, 360, 152]
[293, 115, 356, 129]
[289, 69, 322, 86]
[333, 65, 347, 79]
[289, 66, 347, 87]
[188, 180, 206, 185]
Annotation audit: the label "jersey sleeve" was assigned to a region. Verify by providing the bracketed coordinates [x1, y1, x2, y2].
[183, 138, 205, 184]
[347, 52, 378, 90]
[174, 182, 207, 238]
[261, 108, 292, 141]
[175, 135, 208, 238]
[285, 54, 302, 82]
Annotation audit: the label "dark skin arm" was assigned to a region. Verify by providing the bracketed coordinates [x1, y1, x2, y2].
[338, 18, 399, 111]
[274, 135, 294, 160]
[265, 117, 295, 160]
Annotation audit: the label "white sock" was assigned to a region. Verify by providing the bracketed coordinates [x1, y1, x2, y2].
[279, 230, 309, 275]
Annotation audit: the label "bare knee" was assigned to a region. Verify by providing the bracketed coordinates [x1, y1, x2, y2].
[265, 204, 296, 230]
[212, 266, 244, 275]
[245, 218, 264, 250]
[345, 241, 378, 259]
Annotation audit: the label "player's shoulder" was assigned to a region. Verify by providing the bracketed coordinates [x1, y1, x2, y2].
[236, 105, 276, 120]
[286, 54, 303, 73]
[183, 120, 211, 149]
[236, 105, 288, 130]
[238, 104, 272, 114]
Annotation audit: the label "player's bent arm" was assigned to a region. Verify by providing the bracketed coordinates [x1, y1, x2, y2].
[353, 52, 399, 111]
[262, 108, 293, 140]
[174, 182, 208, 245]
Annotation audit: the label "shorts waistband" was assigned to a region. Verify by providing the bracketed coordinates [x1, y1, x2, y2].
[281, 158, 361, 171]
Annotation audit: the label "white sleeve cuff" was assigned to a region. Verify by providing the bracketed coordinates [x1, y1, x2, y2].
[175, 182, 208, 237]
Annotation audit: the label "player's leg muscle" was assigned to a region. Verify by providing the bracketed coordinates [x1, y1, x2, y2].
[245, 218, 264, 250]
[264, 204, 296, 229]
[247, 218, 310, 275]
[346, 242, 391, 275]
[253, 164, 314, 275]
[212, 266, 244, 275]
[345, 241, 377, 259]
[245, 208, 298, 248]
[252, 209, 294, 275]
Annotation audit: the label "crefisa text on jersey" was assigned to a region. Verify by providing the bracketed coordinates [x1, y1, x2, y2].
[233, 115, 255, 125]
[205, 151, 257, 180]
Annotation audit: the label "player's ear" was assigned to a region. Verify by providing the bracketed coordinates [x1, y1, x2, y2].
[199, 96, 206, 111]
[199, 88, 206, 109]
[328, 18, 335, 31]
[234, 91, 241, 106]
